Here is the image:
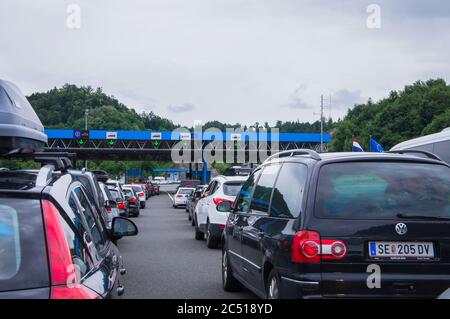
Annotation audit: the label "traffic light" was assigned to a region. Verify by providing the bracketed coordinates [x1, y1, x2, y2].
[78, 139, 86, 146]
[107, 140, 116, 146]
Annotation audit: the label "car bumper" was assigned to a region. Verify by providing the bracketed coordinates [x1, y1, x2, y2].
[174, 199, 187, 206]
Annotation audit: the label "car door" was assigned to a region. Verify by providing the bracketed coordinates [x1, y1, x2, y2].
[73, 186, 121, 298]
[205, 181, 221, 220]
[226, 169, 262, 279]
[240, 163, 281, 291]
[197, 181, 216, 225]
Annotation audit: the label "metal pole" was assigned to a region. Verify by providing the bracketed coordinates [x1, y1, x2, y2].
[320, 95, 324, 153]
[84, 109, 89, 169]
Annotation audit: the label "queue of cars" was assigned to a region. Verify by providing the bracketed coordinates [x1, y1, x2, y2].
[173, 150, 450, 299]
[0, 80, 149, 299]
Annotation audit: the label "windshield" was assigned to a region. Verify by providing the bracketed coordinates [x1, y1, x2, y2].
[0, 198, 49, 292]
[223, 182, 245, 196]
[315, 162, 450, 220]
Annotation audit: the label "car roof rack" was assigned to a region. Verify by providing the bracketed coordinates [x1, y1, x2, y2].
[264, 149, 322, 163]
[2, 151, 76, 187]
[386, 150, 442, 161]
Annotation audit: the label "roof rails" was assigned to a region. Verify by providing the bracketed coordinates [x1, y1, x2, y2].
[264, 149, 322, 163]
[2, 151, 76, 187]
[386, 150, 442, 161]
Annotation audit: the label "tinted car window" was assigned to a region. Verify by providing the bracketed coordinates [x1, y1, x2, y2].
[74, 188, 106, 250]
[59, 212, 93, 278]
[109, 189, 122, 200]
[0, 198, 49, 292]
[250, 164, 280, 215]
[223, 182, 245, 197]
[179, 189, 194, 195]
[122, 188, 134, 197]
[235, 169, 261, 214]
[270, 163, 307, 218]
[315, 162, 450, 219]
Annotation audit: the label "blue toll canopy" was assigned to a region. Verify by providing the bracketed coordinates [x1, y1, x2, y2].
[45, 129, 331, 143]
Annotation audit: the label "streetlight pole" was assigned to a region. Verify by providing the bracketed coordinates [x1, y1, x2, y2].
[84, 109, 89, 169]
[314, 95, 324, 152]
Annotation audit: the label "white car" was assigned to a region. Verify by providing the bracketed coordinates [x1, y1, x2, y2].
[194, 175, 247, 248]
[124, 184, 146, 209]
[98, 182, 120, 228]
[173, 187, 195, 208]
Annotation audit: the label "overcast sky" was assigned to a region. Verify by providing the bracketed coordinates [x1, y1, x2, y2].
[1, 0, 450, 127]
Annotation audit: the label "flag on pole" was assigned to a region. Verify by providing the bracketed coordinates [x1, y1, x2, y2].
[352, 138, 364, 152]
[370, 138, 384, 152]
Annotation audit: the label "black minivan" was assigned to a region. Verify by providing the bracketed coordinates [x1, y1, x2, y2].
[220, 149, 450, 298]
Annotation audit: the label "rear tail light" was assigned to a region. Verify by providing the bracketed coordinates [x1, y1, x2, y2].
[213, 197, 234, 206]
[219, 224, 225, 230]
[138, 192, 145, 197]
[291, 230, 347, 263]
[130, 198, 137, 203]
[105, 207, 112, 213]
[117, 202, 125, 209]
[176, 194, 183, 198]
[41, 200, 99, 299]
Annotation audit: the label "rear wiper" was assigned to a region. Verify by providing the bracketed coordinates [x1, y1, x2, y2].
[396, 213, 450, 221]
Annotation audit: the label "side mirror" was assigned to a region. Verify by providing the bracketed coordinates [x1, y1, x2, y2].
[216, 201, 232, 213]
[111, 217, 138, 239]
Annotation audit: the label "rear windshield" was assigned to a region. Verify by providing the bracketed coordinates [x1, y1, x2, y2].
[223, 182, 245, 196]
[179, 189, 194, 195]
[123, 188, 134, 196]
[0, 197, 49, 292]
[132, 186, 142, 193]
[109, 189, 122, 200]
[315, 162, 450, 220]
[180, 180, 200, 187]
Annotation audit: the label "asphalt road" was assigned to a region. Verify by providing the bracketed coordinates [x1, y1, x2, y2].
[119, 192, 255, 299]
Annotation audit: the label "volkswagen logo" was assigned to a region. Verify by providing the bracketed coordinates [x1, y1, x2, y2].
[395, 223, 408, 235]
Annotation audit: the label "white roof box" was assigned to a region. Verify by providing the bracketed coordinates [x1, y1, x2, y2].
[0, 80, 47, 155]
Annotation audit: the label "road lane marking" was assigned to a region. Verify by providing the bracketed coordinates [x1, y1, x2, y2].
[167, 192, 173, 202]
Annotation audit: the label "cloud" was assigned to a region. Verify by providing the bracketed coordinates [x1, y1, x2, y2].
[167, 103, 196, 113]
[332, 89, 366, 110]
[287, 84, 312, 109]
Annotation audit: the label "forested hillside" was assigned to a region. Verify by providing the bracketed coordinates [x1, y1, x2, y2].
[26, 84, 332, 133]
[330, 79, 450, 151]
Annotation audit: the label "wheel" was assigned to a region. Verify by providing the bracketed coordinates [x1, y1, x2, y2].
[194, 217, 204, 240]
[191, 218, 195, 226]
[222, 249, 243, 292]
[266, 269, 281, 299]
[188, 209, 192, 221]
[206, 221, 218, 249]
[173, 204, 177, 208]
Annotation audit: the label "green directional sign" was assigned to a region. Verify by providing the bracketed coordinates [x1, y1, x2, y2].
[78, 139, 86, 146]
[107, 140, 116, 146]
[153, 140, 160, 146]
[234, 141, 240, 148]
